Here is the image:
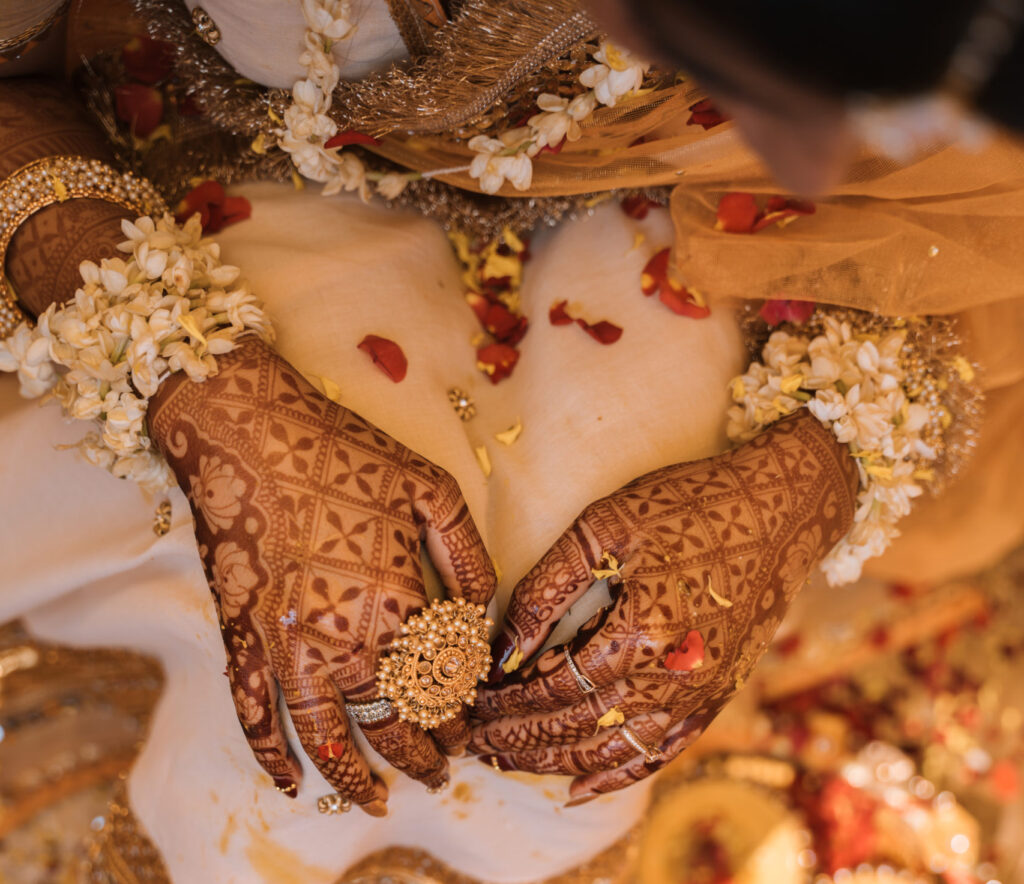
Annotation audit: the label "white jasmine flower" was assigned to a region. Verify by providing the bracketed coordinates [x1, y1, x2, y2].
[579, 42, 648, 107]
[375, 172, 410, 200]
[468, 132, 534, 194]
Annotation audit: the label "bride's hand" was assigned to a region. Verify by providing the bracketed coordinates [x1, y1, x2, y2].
[469, 411, 858, 803]
[149, 338, 496, 815]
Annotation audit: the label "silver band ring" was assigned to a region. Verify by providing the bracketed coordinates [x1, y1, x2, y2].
[346, 697, 396, 725]
[620, 724, 663, 763]
[563, 647, 597, 694]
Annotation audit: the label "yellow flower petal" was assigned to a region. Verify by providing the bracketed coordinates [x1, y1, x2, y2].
[501, 226, 525, 254]
[290, 169, 305, 190]
[631, 231, 646, 252]
[913, 468, 935, 482]
[864, 464, 893, 480]
[251, 133, 267, 155]
[474, 444, 492, 478]
[596, 707, 625, 730]
[706, 575, 733, 608]
[731, 377, 746, 402]
[177, 314, 207, 346]
[491, 556, 503, 583]
[319, 375, 342, 404]
[602, 43, 630, 72]
[502, 645, 523, 674]
[591, 551, 623, 580]
[494, 418, 523, 446]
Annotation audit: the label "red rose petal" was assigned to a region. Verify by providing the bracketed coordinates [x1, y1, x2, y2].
[219, 195, 253, 229]
[358, 334, 408, 383]
[121, 36, 174, 86]
[664, 630, 705, 671]
[686, 98, 729, 130]
[716, 192, 759, 233]
[549, 300, 574, 325]
[324, 130, 381, 150]
[576, 317, 623, 345]
[659, 287, 711, 318]
[115, 83, 164, 137]
[466, 292, 491, 325]
[476, 342, 519, 384]
[641, 248, 671, 296]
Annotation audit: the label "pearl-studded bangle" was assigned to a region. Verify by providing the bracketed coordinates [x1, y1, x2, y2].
[0, 156, 167, 339]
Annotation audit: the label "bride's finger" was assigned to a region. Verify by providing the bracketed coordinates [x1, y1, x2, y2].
[565, 716, 706, 804]
[418, 473, 497, 607]
[431, 708, 472, 756]
[281, 674, 388, 816]
[488, 499, 630, 683]
[358, 712, 450, 791]
[225, 642, 303, 798]
[478, 710, 671, 776]
[468, 678, 672, 753]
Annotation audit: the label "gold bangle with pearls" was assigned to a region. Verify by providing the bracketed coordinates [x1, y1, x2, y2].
[0, 155, 167, 339]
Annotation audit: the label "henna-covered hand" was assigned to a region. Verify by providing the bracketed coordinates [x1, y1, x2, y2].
[469, 411, 858, 803]
[148, 338, 496, 814]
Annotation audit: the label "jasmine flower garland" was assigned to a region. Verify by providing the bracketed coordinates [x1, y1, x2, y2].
[0, 214, 273, 495]
[727, 311, 979, 586]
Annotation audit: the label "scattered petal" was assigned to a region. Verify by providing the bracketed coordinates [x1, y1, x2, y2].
[175, 180, 252, 233]
[319, 375, 342, 403]
[596, 707, 626, 730]
[591, 551, 623, 580]
[576, 317, 623, 344]
[476, 342, 519, 384]
[705, 574, 733, 608]
[324, 130, 381, 150]
[642, 248, 711, 318]
[715, 192, 759, 233]
[549, 300, 574, 326]
[317, 742, 347, 761]
[494, 418, 523, 446]
[502, 644, 523, 674]
[357, 334, 408, 382]
[664, 630, 705, 671]
[474, 444, 492, 478]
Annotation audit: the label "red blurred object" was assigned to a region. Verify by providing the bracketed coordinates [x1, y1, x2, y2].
[758, 298, 815, 327]
[121, 35, 174, 85]
[324, 130, 381, 149]
[115, 83, 164, 137]
[357, 335, 408, 383]
[686, 98, 729, 130]
[620, 194, 663, 220]
[175, 180, 252, 233]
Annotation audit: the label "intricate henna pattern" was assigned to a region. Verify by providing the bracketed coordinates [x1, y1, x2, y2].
[471, 411, 859, 800]
[148, 339, 496, 812]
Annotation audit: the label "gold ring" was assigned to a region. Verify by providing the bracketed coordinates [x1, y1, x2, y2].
[620, 724, 663, 763]
[317, 793, 351, 814]
[377, 598, 493, 729]
[563, 646, 597, 694]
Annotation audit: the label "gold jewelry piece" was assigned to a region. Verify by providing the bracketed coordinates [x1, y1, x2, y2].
[620, 725, 663, 763]
[447, 388, 476, 422]
[345, 697, 396, 725]
[0, 156, 166, 339]
[377, 597, 492, 728]
[317, 793, 352, 814]
[563, 646, 596, 694]
[426, 776, 450, 794]
[191, 6, 221, 46]
[153, 500, 173, 536]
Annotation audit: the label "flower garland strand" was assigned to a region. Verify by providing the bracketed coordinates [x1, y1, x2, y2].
[279, 0, 650, 199]
[727, 311, 978, 586]
[467, 41, 649, 194]
[0, 214, 273, 494]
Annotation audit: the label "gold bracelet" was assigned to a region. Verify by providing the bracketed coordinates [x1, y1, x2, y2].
[0, 156, 167, 339]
